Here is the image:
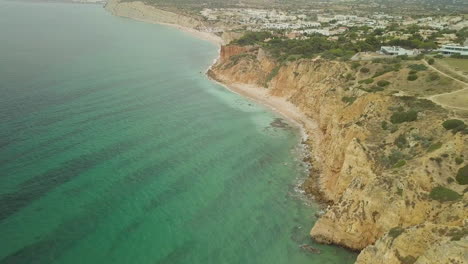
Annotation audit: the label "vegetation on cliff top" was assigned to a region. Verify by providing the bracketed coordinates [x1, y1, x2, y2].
[230, 28, 442, 62]
[456, 165, 468, 185]
[442, 119, 465, 130]
[429, 186, 462, 202]
[231, 32, 272, 46]
[390, 110, 418, 124]
[388, 227, 405, 239]
[442, 119, 467, 134]
[215, 33, 468, 262]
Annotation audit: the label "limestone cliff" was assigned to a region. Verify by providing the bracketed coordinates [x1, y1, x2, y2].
[209, 45, 468, 263]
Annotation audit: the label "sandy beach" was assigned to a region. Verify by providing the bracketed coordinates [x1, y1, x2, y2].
[208, 77, 318, 137]
[105, 0, 223, 46]
[104, 0, 324, 159]
[158, 22, 224, 47]
[105, 0, 315, 136]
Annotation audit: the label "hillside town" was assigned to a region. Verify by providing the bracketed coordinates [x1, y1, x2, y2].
[200, 8, 468, 56]
[201, 8, 467, 32]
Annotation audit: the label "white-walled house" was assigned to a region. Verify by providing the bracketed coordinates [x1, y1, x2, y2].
[380, 46, 418, 56]
[438, 45, 468, 56]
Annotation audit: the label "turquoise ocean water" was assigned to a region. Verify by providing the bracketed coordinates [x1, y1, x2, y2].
[0, 1, 356, 263]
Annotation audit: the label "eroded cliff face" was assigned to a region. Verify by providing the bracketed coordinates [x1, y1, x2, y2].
[210, 45, 468, 263]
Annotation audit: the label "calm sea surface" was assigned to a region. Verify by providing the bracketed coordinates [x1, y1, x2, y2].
[0, 1, 356, 263]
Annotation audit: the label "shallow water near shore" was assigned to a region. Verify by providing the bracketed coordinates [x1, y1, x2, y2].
[0, 1, 357, 263]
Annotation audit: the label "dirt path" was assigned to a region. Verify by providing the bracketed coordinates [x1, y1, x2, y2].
[423, 61, 468, 86]
[423, 61, 468, 111]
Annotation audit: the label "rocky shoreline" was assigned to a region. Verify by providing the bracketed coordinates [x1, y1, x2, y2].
[207, 44, 468, 263]
[105, 1, 468, 263]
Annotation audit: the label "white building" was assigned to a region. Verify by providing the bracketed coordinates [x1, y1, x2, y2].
[438, 45, 468, 56]
[380, 46, 417, 56]
[300, 29, 330, 36]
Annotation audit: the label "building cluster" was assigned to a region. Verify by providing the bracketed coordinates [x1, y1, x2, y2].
[201, 8, 465, 34]
[402, 16, 468, 30]
[199, 8, 467, 54]
[380, 46, 420, 56]
[378, 44, 468, 57]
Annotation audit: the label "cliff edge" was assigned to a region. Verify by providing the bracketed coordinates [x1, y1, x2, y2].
[104, 1, 468, 261]
[209, 45, 468, 264]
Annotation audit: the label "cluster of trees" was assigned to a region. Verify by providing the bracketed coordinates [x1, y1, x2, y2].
[231, 32, 273, 46]
[455, 27, 468, 45]
[343, 26, 440, 50]
[264, 35, 358, 60]
[385, 38, 438, 50]
[231, 25, 466, 62]
[231, 32, 382, 61]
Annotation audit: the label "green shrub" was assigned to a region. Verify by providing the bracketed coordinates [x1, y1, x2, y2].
[381, 121, 388, 130]
[373, 64, 399, 77]
[397, 187, 403, 196]
[427, 142, 442, 152]
[388, 227, 405, 238]
[342, 96, 357, 104]
[377, 80, 391, 87]
[415, 54, 424, 60]
[456, 165, 468, 185]
[360, 86, 384, 93]
[390, 110, 418, 124]
[375, 86, 384, 92]
[228, 53, 256, 65]
[451, 54, 468, 59]
[359, 78, 374, 84]
[434, 54, 444, 59]
[398, 97, 440, 111]
[345, 73, 354, 80]
[455, 157, 464, 165]
[393, 160, 407, 168]
[409, 70, 418, 75]
[429, 186, 462, 202]
[394, 134, 407, 148]
[427, 72, 440, 81]
[427, 58, 435, 65]
[265, 65, 281, 84]
[387, 149, 406, 167]
[408, 64, 428, 71]
[351, 62, 361, 69]
[286, 54, 303, 61]
[407, 74, 418, 81]
[360, 67, 370, 73]
[396, 254, 417, 264]
[442, 119, 465, 130]
[232, 31, 273, 46]
[447, 228, 468, 241]
[397, 55, 409, 60]
[451, 124, 468, 134]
